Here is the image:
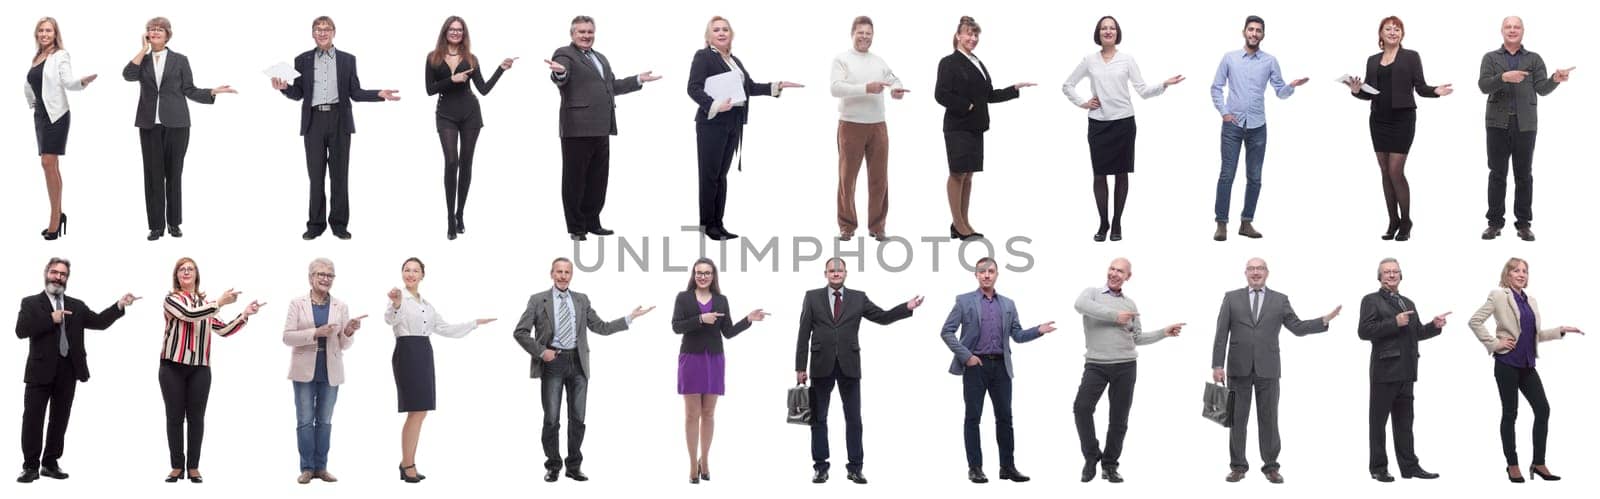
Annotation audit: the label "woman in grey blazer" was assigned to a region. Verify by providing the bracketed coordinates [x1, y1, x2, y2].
[26, 17, 95, 240]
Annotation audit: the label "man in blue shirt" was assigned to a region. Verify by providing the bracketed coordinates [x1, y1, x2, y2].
[1210, 16, 1307, 241]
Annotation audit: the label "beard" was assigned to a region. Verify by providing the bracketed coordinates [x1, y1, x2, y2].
[45, 282, 66, 296]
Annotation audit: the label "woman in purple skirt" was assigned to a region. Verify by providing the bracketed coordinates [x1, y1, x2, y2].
[670, 257, 768, 483]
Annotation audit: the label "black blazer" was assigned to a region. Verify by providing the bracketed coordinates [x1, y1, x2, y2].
[279, 48, 383, 135]
[1357, 289, 1442, 384]
[550, 44, 642, 137]
[121, 49, 216, 128]
[794, 287, 913, 378]
[934, 50, 1019, 133]
[15, 293, 125, 384]
[670, 291, 751, 354]
[1353, 48, 1440, 110]
[686, 47, 776, 126]
[424, 55, 504, 122]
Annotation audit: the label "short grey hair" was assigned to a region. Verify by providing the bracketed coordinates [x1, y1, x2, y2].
[46, 257, 71, 273]
[309, 257, 335, 275]
[1376, 257, 1399, 280]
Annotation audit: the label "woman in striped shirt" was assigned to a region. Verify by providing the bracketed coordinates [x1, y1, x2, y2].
[159, 257, 262, 483]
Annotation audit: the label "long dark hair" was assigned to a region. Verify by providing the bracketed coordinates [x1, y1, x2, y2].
[428, 16, 475, 70]
[684, 258, 721, 296]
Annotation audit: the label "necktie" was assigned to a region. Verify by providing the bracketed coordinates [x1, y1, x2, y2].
[585, 51, 603, 74]
[1250, 289, 1261, 323]
[556, 293, 575, 349]
[832, 291, 843, 323]
[54, 295, 68, 357]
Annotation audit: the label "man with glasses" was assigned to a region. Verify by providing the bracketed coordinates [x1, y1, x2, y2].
[1357, 258, 1447, 482]
[280, 258, 364, 484]
[15, 258, 138, 483]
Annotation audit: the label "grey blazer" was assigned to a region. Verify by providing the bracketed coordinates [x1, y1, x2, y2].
[121, 49, 216, 128]
[1210, 287, 1327, 378]
[1477, 47, 1560, 132]
[939, 290, 1042, 378]
[549, 44, 643, 138]
[512, 288, 629, 378]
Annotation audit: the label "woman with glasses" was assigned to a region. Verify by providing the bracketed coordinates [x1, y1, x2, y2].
[425, 16, 514, 239]
[159, 257, 262, 483]
[670, 257, 767, 483]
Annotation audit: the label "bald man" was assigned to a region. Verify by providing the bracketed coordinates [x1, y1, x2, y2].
[1478, 16, 1573, 241]
[1211, 258, 1340, 483]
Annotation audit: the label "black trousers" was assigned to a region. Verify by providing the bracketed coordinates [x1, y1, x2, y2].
[304, 111, 352, 233]
[139, 125, 190, 231]
[961, 355, 1013, 468]
[1485, 119, 1537, 228]
[1494, 362, 1551, 466]
[695, 122, 742, 229]
[540, 351, 588, 471]
[1073, 361, 1136, 469]
[1368, 381, 1421, 473]
[158, 361, 211, 469]
[20, 360, 76, 470]
[810, 364, 863, 473]
[560, 136, 612, 234]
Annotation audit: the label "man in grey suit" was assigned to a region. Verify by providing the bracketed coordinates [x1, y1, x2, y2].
[795, 257, 921, 484]
[546, 16, 661, 241]
[513, 257, 653, 482]
[1477, 16, 1574, 241]
[1210, 257, 1340, 484]
[940, 257, 1055, 484]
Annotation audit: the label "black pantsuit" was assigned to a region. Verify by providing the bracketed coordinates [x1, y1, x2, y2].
[139, 126, 190, 231]
[158, 360, 211, 470]
[1073, 361, 1136, 470]
[122, 49, 215, 234]
[561, 137, 612, 233]
[304, 111, 351, 233]
[694, 122, 741, 229]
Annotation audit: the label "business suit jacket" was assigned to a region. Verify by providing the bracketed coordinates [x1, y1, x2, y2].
[15, 292, 125, 384]
[686, 47, 776, 126]
[513, 289, 629, 378]
[281, 294, 355, 386]
[279, 48, 383, 135]
[121, 49, 216, 128]
[940, 290, 1041, 378]
[670, 291, 752, 353]
[933, 51, 1019, 133]
[1353, 48, 1440, 110]
[550, 44, 643, 137]
[794, 287, 913, 379]
[1211, 288, 1328, 378]
[25, 50, 87, 123]
[1477, 47, 1559, 132]
[1466, 288, 1566, 356]
[1357, 289, 1442, 383]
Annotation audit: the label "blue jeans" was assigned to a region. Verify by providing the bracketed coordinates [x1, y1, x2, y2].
[1216, 123, 1267, 222]
[293, 381, 338, 471]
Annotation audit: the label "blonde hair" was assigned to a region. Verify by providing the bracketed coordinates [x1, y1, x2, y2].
[34, 17, 63, 59]
[704, 16, 733, 51]
[1499, 257, 1529, 289]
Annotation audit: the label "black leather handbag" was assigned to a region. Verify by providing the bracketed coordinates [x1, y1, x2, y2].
[787, 383, 813, 426]
[1203, 381, 1234, 428]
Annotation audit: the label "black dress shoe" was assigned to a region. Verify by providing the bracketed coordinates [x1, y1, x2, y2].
[148, 230, 163, 241]
[332, 229, 352, 240]
[168, 225, 183, 238]
[1517, 227, 1536, 241]
[564, 469, 588, 481]
[17, 469, 39, 483]
[302, 229, 322, 240]
[1101, 468, 1124, 483]
[570, 232, 587, 241]
[1225, 469, 1246, 482]
[870, 232, 887, 242]
[39, 464, 67, 480]
[589, 227, 615, 236]
[1371, 470, 1395, 482]
[998, 466, 1030, 482]
[847, 471, 867, 484]
[1081, 461, 1097, 483]
[716, 228, 740, 240]
[1401, 468, 1439, 479]
[812, 469, 828, 483]
[1265, 470, 1284, 484]
[544, 469, 560, 482]
[1482, 226, 1501, 240]
[967, 467, 988, 483]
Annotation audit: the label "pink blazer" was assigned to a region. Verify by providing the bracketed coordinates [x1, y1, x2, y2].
[281, 294, 355, 385]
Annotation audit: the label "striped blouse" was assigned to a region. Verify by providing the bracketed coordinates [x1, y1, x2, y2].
[161, 291, 248, 366]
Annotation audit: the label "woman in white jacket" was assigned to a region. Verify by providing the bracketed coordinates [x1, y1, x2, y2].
[25, 17, 96, 240]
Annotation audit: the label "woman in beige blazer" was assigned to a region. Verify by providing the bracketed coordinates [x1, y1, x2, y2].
[280, 258, 363, 484]
[1466, 257, 1583, 482]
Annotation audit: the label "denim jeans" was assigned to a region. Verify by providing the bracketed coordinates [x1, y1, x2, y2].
[293, 381, 339, 471]
[1216, 122, 1267, 222]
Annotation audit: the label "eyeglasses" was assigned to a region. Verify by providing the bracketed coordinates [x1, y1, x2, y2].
[694, 271, 714, 277]
[47, 270, 69, 278]
[447, 28, 465, 34]
[314, 272, 336, 280]
[177, 267, 197, 274]
[1246, 266, 1268, 272]
[313, 28, 334, 34]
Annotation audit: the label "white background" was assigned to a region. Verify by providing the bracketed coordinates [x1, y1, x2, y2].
[3, 1, 1595, 498]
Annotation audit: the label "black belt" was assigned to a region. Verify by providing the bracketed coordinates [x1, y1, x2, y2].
[312, 104, 337, 112]
[977, 353, 1004, 361]
[551, 347, 577, 354]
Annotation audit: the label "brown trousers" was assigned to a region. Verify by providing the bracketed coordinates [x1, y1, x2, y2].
[836, 121, 890, 235]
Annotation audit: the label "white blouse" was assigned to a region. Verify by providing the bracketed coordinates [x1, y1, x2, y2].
[1062, 50, 1166, 122]
[384, 292, 476, 339]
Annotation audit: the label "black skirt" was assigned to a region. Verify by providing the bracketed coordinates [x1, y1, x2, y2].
[34, 110, 69, 156]
[944, 130, 984, 173]
[1369, 109, 1417, 154]
[1087, 117, 1136, 175]
[392, 336, 437, 412]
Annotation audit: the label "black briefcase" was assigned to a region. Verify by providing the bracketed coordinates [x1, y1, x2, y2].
[1202, 381, 1234, 428]
[787, 383, 813, 426]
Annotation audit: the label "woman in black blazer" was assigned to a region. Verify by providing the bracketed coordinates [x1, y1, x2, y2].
[933, 16, 1034, 241]
[1347, 16, 1451, 242]
[670, 258, 766, 483]
[424, 16, 513, 240]
[686, 16, 802, 241]
[122, 17, 235, 242]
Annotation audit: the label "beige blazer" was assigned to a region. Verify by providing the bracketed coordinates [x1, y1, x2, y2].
[281, 294, 355, 385]
[1466, 288, 1563, 356]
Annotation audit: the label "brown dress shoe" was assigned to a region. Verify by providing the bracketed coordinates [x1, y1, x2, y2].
[316, 470, 338, 482]
[1238, 221, 1263, 238]
[296, 471, 314, 484]
[1214, 222, 1227, 241]
[1225, 470, 1246, 482]
[1265, 470, 1284, 484]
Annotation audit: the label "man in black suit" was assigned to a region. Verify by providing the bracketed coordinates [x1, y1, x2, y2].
[272, 16, 400, 241]
[1357, 257, 1447, 482]
[15, 258, 137, 483]
[795, 257, 921, 484]
[545, 16, 660, 241]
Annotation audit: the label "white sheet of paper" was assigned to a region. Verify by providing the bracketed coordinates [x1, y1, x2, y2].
[1337, 74, 1380, 94]
[705, 71, 747, 105]
[263, 62, 300, 81]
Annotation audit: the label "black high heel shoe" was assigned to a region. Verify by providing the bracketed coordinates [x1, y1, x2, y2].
[165, 469, 183, 483]
[950, 224, 983, 241]
[1529, 465, 1561, 481]
[399, 464, 425, 483]
[42, 213, 67, 240]
[690, 464, 701, 484]
[1394, 218, 1413, 242]
[187, 470, 203, 483]
[1506, 466, 1525, 483]
[1093, 222, 1109, 242]
[1382, 218, 1400, 240]
[1109, 222, 1123, 242]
